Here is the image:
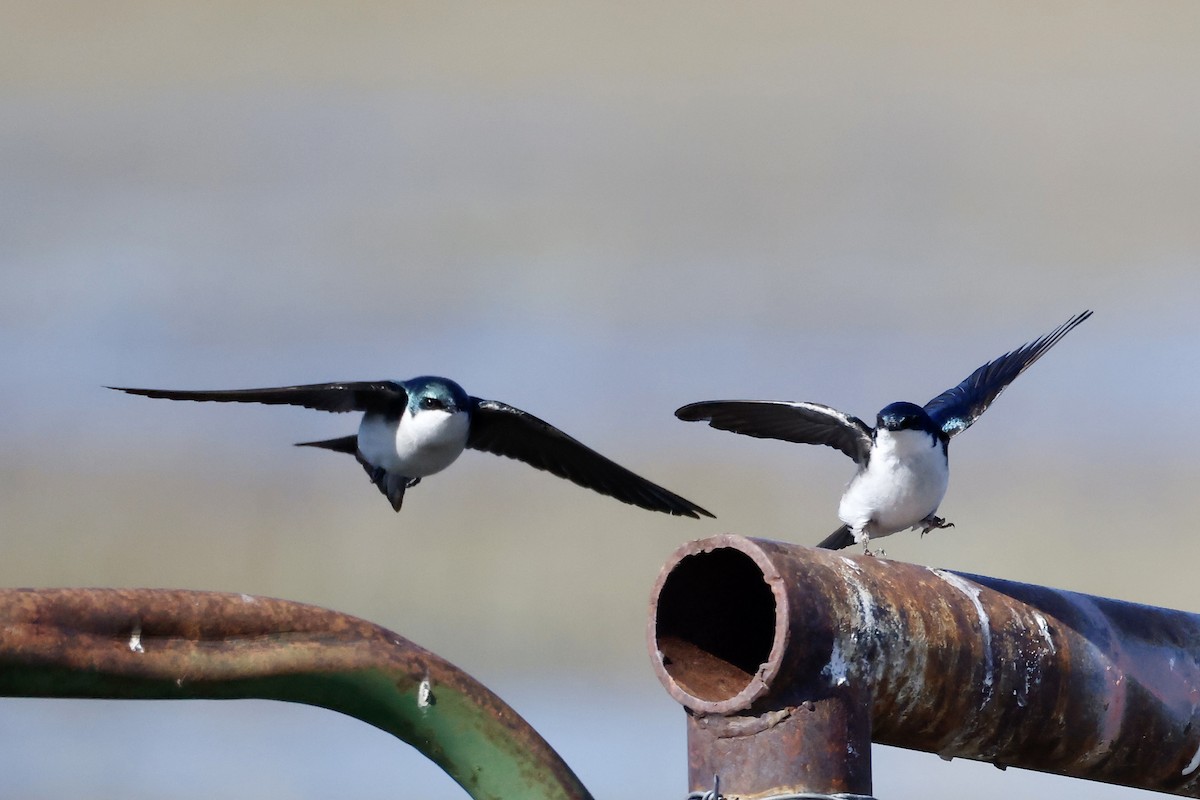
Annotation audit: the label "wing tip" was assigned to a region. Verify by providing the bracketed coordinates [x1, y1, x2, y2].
[1056, 308, 1093, 336]
[675, 402, 714, 422]
[664, 498, 716, 519]
[294, 435, 359, 454]
[108, 386, 171, 400]
[594, 477, 715, 519]
[1017, 308, 1094, 367]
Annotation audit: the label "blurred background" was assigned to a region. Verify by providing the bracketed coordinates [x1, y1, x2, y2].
[2, 2, 1198, 797]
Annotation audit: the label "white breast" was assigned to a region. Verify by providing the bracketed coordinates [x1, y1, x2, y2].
[837, 428, 949, 538]
[357, 408, 470, 477]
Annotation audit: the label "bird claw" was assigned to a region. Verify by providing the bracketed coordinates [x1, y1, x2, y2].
[918, 515, 955, 537]
[850, 529, 876, 556]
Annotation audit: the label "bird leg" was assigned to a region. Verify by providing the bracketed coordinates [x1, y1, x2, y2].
[852, 528, 877, 557]
[365, 465, 387, 487]
[918, 514, 955, 537]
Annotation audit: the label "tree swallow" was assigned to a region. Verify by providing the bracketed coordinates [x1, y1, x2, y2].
[111, 376, 713, 519]
[675, 311, 1092, 552]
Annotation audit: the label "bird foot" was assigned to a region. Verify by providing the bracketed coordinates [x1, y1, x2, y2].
[918, 515, 955, 537]
[849, 529, 868, 555]
[854, 531, 881, 557]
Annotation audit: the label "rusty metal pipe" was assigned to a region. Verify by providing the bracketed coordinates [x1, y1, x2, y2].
[648, 535, 1200, 797]
[0, 588, 593, 800]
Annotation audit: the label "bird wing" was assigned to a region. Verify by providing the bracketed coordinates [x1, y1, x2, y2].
[109, 381, 408, 414]
[923, 310, 1092, 438]
[675, 400, 873, 465]
[465, 398, 713, 519]
[294, 434, 359, 453]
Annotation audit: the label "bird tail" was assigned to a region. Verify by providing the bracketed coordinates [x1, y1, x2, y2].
[377, 474, 413, 512]
[294, 435, 358, 454]
[294, 435, 412, 513]
[355, 459, 413, 512]
[816, 524, 855, 550]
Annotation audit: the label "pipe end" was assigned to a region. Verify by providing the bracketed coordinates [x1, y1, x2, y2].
[649, 535, 787, 714]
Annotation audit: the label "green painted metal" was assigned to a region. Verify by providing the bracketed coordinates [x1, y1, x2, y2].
[0, 588, 593, 800]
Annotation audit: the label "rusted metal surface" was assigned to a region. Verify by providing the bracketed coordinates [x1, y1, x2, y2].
[685, 683, 872, 798]
[0, 588, 593, 800]
[649, 534, 1200, 798]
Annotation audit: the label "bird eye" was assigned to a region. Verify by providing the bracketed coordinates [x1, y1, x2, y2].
[420, 396, 444, 411]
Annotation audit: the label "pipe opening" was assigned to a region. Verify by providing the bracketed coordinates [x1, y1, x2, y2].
[654, 547, 777, 704]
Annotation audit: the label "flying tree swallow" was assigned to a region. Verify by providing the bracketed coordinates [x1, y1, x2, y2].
[675, 311, 1092, 552]
[111, 376, 713, 518]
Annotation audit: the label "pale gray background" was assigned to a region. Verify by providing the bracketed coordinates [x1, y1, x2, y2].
[2, 3, 1197, 797]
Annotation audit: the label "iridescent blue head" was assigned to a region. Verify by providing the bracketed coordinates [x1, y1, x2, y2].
[876, 401, 937, 435]
[405, 376, 470, 415]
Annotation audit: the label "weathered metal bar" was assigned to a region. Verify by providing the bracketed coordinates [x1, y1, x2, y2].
[648, 534, 1200, 798]
[0, 588, 593, 800]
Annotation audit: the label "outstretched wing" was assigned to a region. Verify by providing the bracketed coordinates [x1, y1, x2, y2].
[109, 381, 408, 414]
[466, 398, 713, 519]
[675, 400, 873, 465]
[923, 310, 1092, 438]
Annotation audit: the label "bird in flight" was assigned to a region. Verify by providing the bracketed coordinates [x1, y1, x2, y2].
[111, 376, 712, 518]
[675, 311, 1092, 552]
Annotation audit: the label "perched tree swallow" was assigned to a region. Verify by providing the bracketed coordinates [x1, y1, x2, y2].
[111, 376, 713, 519]
[675, 311, 1092, 552]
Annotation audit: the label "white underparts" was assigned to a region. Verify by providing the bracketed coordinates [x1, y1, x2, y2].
[837, 428, 949, 540]
[358, 408, 470, 477]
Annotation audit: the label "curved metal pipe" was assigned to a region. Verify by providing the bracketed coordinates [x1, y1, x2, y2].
[648, 535, 1200, 797]
[0, 588, 593, 800]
